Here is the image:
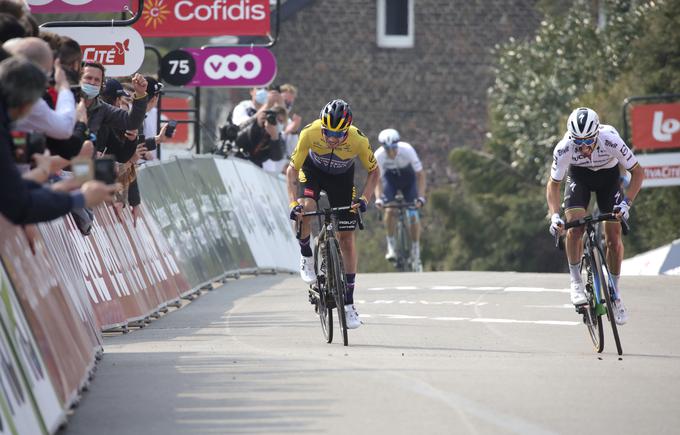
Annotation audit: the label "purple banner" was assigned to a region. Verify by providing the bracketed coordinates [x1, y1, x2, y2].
[28, 0, 129, 14]
[186, 47, 276, 88]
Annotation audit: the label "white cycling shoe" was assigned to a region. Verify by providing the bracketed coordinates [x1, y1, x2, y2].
[613, 299, 628, 325]
[344, 304, 362, 329]
[300, 256, 316, 284]
[385, 246, 397, 261]
[570, 281, 587, 305]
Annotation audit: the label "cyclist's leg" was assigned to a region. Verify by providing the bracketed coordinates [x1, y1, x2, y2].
[563, 167, 591, 304]
[596, 167, 625, 299]
[400, 172, 420, 262]
[382, 172, 399, 256]
[296, 165, 321, 283]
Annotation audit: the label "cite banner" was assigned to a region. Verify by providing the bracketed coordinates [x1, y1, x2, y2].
[135, 0, 270, 38]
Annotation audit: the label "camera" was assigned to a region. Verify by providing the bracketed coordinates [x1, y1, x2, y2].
[165, 120, 177, 138]
[219, 123, 239, 142]
[12, 132, 47, 164]
[264, 110, 277, 125]
[94, 157, 116, 184]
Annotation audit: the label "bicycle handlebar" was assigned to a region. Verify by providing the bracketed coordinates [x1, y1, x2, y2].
[295, 205, 364, 239]
[382, 202, 418, 210]
[554, 212, 630, 249]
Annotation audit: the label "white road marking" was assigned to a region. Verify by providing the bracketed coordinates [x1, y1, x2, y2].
[360, 314, 580, 326]
[524, 304, 573, 309]
[366, 285, 571, 293]
[504, 287, 569, 293]
[395, 286, 418, 290]
[356, 300, 488, 306]
[431, 285, 467, 290]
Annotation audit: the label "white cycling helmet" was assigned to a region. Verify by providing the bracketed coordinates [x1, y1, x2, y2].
[567, 107, 600, 139]
[378, 128, 400, 148]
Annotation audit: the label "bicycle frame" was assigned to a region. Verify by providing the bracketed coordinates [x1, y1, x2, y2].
[383, 201, 417, 271]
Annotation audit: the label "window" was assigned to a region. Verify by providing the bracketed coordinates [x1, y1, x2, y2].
[377, 0, 414, 48]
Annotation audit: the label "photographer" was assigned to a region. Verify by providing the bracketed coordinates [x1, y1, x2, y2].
[235, 105, 287, 168]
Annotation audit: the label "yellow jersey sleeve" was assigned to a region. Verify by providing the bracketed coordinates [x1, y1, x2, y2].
[290, 122, 314, 170]
[353, 128, 378, 172]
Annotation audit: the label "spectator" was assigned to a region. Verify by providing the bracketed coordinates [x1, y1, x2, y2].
[80, 60, 147, 138]
[231, 86, 271, 126]
[141, 76, 167, 160]
[56, 35, 81, 85]
[0, 12, 23, 43]
[0, 56, 115, 225]
[5, 37, 76, 140]
[263, 83, 302, 174]
[234, 104, 287, 167]
[0, 0, 37, 37]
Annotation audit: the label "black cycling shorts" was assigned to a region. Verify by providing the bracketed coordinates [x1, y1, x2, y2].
[299, 161, 357, 231]
[563, 165, 622, 214]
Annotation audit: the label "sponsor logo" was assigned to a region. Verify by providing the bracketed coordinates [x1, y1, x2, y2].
[82, 39, 130, 65]
[644, 165, 680, 179]
[203, 54, 261, 79]
[604, 140, 617, 148]
[142, 0, 171, 30]
[174, 0, 266, 22]
[652, 111, 680, 142]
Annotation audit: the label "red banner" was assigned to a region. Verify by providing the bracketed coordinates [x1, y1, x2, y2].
[631, 102, 680, 150]
[134, 0, 270, 38]
[161, 97, 190, 144]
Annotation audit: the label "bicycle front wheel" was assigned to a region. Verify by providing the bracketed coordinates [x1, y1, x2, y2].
[314, 240, 333, 343]
[593, 245, 623, 355]
[395, 219, 410, 272]
[327, 238, 348, 346]
[583, 255, 604, 353]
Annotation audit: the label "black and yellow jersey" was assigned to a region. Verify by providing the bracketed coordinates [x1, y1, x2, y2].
[290, 119, 378, 175]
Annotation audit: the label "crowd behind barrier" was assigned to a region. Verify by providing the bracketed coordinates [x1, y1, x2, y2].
[0, 156, 298, 433]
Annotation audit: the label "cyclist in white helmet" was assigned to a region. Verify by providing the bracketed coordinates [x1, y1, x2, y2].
[546, 107, 645, 325]
[374, 128, 427, 271]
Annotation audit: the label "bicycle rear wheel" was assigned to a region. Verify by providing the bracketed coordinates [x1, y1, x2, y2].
[327, 238, 348, 346]
[593, 245, 623, 355]
[314, 241, 333, 343]
[583, 255, 604, 353]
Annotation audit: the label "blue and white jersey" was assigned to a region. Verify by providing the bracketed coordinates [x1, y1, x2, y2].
[550, 124, 639, 182]
[374, 142, 423, 176]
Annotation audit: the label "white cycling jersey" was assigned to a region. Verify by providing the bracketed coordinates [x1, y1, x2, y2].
[374, 142, 423, 173]
[550, 124, 639, 182]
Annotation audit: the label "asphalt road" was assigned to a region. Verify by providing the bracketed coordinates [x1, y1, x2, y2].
[64, 272, 680, 435]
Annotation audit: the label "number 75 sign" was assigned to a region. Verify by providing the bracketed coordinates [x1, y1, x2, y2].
[160, 48, 276, 87]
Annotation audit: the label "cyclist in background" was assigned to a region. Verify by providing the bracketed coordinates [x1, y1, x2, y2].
[287, 99, 380, 329]
[546, 107, 644, 325]
[374, 128, 427, 271]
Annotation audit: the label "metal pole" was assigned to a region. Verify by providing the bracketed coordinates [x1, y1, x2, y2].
[195, 87, 201, 154]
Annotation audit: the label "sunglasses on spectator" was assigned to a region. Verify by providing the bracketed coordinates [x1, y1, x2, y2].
[322, 128, 347, 139]
[573, 137, 596, 146]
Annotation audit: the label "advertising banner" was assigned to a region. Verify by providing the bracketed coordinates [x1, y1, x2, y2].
[28, 0, 128, 13]
[134, 0, 270, 38]
[48, 26, 145, 77]
[636, 152, 680, 187]
[631, 102, 680, 151]
[186, 47, 276, 87]
[0, 219, 97, 406]
[193, 157, 256, 271]
[0, 264, 65, 434]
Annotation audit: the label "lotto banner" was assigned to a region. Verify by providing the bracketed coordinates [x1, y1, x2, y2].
[134, 0, 270, 38]
[630, 102, 680, 150]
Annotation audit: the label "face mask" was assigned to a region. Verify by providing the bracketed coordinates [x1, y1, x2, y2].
[81, 83, 100, 99]
[255, 88, 268, 105]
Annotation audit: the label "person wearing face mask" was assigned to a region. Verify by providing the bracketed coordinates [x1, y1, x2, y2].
[0, 56, 116, 225]
[234, 104, 287, 168]
[231, 86, 269, 127]
[262, 83, 303, 174]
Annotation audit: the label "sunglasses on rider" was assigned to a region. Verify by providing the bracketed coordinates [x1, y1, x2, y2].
[322, 128, 347, 139]
[573, 137, 596, 146]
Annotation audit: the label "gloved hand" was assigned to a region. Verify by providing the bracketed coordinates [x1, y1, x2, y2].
[415, 196, 426, 208]
[374, 197, 384, 209]
[353, 195, 368, 213]
[549, 213, 564, 237]
[289, 200, 303, 221]
[614, 198, 631, 221]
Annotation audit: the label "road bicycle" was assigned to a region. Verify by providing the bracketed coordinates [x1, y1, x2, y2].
[296, 205, 364, 346]
[382, 199, 419, 272]
[556, 213, 628, 355]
